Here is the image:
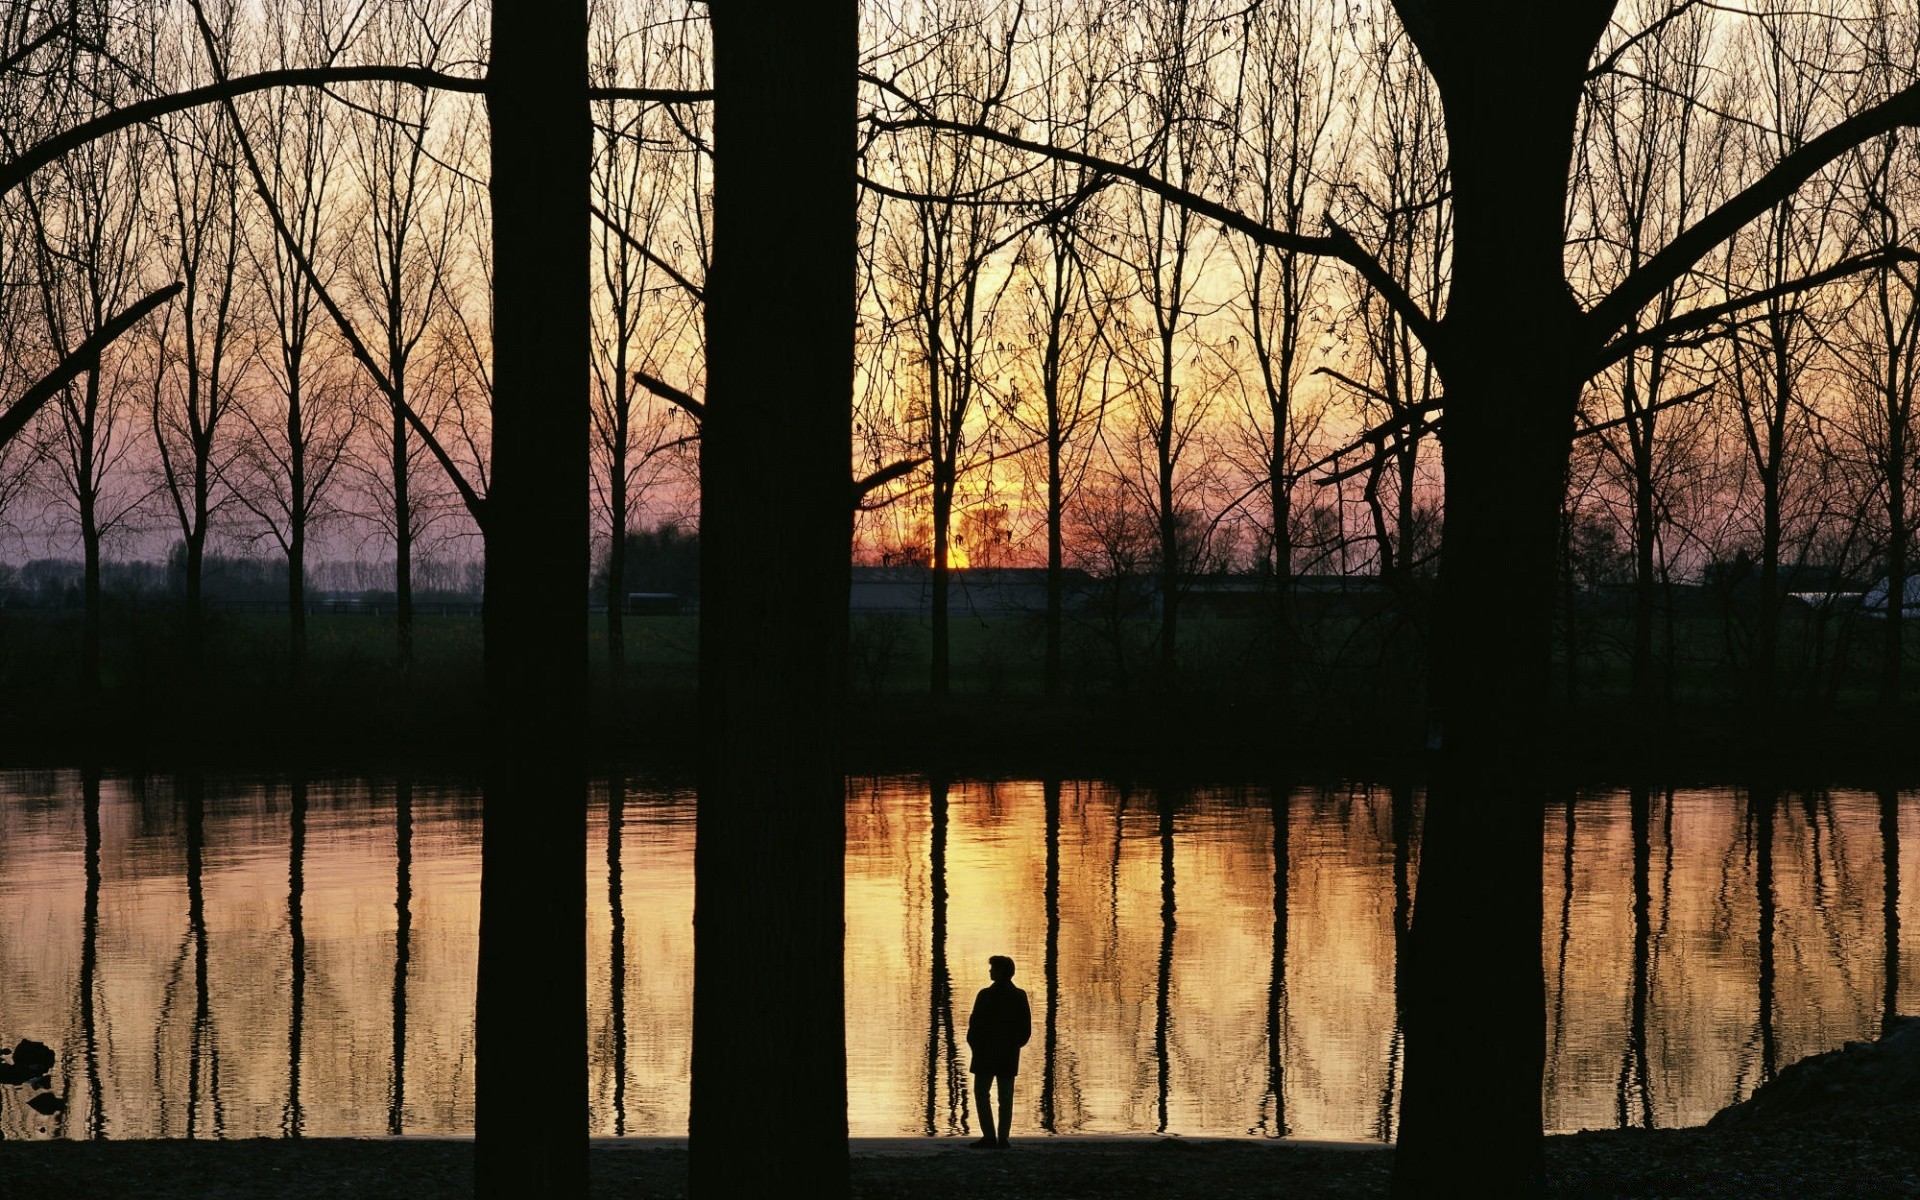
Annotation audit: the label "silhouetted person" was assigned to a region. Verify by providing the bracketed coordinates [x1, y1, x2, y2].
[966, 955, 1030, 1147]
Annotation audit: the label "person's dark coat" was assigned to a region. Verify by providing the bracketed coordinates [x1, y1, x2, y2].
[966, 979, 1031, 1077]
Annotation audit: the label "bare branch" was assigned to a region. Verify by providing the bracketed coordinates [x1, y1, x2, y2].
[1576, 384, 1711, 439]
[633, 369, 705, 421]
[0, 66, 484, 197]
[591, 202, 704, 302]
[1585, 0, 1707, 81]
[177, 2, 486, 526]
[1596, 247, 1920, 371]
[1, 68, 706, 198]
[869, 113, 1444, 351]
[0, 283, 182, 451]
[1588, 80, 1920, 339]
[852, 456, 928, 508]
[591, 86, 713, 105]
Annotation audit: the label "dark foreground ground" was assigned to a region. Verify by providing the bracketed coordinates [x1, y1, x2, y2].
[2, 1112, 1915, 1200]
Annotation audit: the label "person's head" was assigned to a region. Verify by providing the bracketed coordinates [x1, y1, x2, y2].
[989, 955, 1015, 982]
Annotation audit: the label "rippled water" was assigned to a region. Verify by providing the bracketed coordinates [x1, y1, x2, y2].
[0, 770, 1910, 1140]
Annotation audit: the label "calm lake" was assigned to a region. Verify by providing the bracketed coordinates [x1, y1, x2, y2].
[0, 771, 1910, 1141]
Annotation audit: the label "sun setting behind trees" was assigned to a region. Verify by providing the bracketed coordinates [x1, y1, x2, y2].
[6, 0, 1918, 656]
[6, 1, 1920, 1197]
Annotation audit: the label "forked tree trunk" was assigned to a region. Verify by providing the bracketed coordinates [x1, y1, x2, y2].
[690, 5, 857, 1197]
[474, 1, 590, 1195]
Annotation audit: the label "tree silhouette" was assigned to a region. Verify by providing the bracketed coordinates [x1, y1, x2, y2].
[471, 2, 590, 1198]
[690, 4, 857, 1196]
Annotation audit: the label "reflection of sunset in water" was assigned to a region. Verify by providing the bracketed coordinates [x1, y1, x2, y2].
[0, 772, 1913, 1140]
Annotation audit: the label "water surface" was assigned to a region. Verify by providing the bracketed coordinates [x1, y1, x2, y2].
[0, 771, 1910, 1140]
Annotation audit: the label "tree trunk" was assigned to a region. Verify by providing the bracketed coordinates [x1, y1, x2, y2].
[185, 516, 206, 680]
[474, 1, 590, 1195]
[288, 374, 307, 697]
[1045, 426, 1064, 702]
[1631, 417, 1658, 714]
[1758, 460, 1782, 720]
[1883, 442, 1905, 709]
[1271, 465, 1294, 705]
[1390, 17, 1593, 1190]
[690, 5, 856, 1196]
[932, 472, 951, 700]
[80, 410, 101, 702]
[1157, 372, 1179, 689]
[606, 460, 628, 690]
[392, 405, 414, 672]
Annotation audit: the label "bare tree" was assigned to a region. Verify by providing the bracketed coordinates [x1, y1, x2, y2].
[12, 20, 157, 697]
[589, 0, 705, 687]
[1116, 0, 1231, 689]
[1319, 16, 1449, 595]
[339, 0, 473, 673]
[1710, 1, 1854, 718]
[1827, 2, 1920, 708]
[1575, 0, 1722, 714]
[868, 1, 1024, 701]
[227, 0, 352, 694]
[1223, 0, 1348, 697]
[149, 16, 248, 675]
[997, 2, 1119, 701]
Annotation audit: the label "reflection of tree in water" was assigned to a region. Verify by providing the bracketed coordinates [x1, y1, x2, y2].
[1617, 784, 1654, 1129]
[390, 774, 413, 1135]
[1546, 791, 1574, 1124]
[1801, 791, 1872, 1023]
[1750, 785, 1779, 1088]
[1254, 780, 1291, 1138]
[284, 773, 306, 1138]
[923, 774, 963, 1136]
[1154, 785, 1176, 1136]
[1040, 778, 1060, 1134]
[1881, 786, 1901, 1037]
[80, 765, 104, 1136]
[184, 771, 225, 1137]
[607, 772, 629, 1137]
[1375, 781, 1414, 1142]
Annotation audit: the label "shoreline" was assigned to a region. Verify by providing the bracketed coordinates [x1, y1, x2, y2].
[0, 695, 1916, 785]
[1, 1115, 1913, 1198]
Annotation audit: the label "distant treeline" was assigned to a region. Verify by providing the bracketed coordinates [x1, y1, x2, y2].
[0, 550, 482, 609]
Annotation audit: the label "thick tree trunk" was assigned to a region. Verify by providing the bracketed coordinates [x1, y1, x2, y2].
[1390, 15, 1593, 1190]
[474, 1, 590, 1195]
[690, 5, 856, 1196]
